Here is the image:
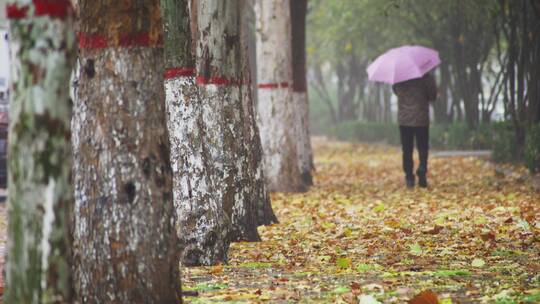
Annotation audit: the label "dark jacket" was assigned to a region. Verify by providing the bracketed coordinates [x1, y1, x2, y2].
[392, 73, 437, 127]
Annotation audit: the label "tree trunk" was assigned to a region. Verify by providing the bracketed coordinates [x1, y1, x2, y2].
[6, 1, 75, 302]
[241, 0, 279, 226]
[72, 1, 181, 302]
[290, 0, 314, 186]
[383, 87, 392, 123]
[254, 0, 306, 192]
[434, 63, 451, 124]
[195, 0, 263, 244]
[161, 0, 231, 267]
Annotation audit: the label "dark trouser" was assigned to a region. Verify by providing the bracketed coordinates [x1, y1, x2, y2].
[399, 126, 429, 180]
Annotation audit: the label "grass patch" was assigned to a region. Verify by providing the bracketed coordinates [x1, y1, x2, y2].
[492, 249, 523, 257]
[434, 269, 472, 277]
[195, 283, 229, 292]
[237, 262, 273, 269]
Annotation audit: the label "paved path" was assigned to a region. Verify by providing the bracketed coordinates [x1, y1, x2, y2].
[432, 150, 492, 158]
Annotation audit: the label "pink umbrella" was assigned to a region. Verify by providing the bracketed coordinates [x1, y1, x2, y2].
[367, 45, 441, 84]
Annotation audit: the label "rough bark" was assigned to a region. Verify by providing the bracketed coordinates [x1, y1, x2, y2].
[290, 0, 314, 187]
[241, 0, 278, 226]
[72, 1, 180, 302]
[254, 0, 306, 192]
[161, 0, 233, 266]
[195, 0, 265, 245]
[6, 1, 75, 302]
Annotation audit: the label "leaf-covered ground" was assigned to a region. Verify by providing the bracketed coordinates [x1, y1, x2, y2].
[184, 138, 540, 303]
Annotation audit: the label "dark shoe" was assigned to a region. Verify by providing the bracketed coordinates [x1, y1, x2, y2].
[406, 177, 415, 188]
[418, 174, 428, 188]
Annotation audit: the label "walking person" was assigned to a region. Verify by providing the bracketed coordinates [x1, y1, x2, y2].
[392, 73, 437, 188]
[366, 45, 440, 188]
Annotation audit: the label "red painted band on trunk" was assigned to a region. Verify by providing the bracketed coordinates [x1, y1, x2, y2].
[78, 33, 108, 49]
[78, 33, 163, 49]
[196, 76, 238, 86]
[119, 33, 152, 47]
[164, 67, 196, 79]
[257, 82, 290, 89]
[7, 0, 71, 19]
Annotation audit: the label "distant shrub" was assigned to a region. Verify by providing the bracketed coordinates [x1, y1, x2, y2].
[525, 123, 540, 173]
[490, 122, 520, 163]
[331, 121, 502, 150]
[330, 121, 401, 145]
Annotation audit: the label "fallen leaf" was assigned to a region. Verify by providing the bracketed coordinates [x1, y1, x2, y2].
[333, 286, 351, 294]
[425, 226, 443, 235]
[408, 290, 439, 304]
[350, 282, 362, 290]
[359, 294, 382, 304]
[336, 257, 352, 269]
[373, 203, 386, 212]
[209, 265, 223, 274]
[471, 258, 486, 268]
[342, 292, 357, 304]
[409, 243, 423, 255]
[480, 231, 496, 242]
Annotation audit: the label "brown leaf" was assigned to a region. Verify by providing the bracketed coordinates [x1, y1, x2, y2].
[209, 265, 223, 274]
[350, 282, 362, 290]
[342, 292, 357, 304]
[401, 227, 413, 234]
[480, 231, 496, 242]
[425, 226, 443, 235]
[408, 290, 439, 304]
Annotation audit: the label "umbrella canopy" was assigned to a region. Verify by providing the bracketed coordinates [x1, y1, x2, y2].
[367, 45, 441, 84]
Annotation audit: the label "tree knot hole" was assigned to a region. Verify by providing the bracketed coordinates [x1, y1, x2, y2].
[84, 59, 95, 78]
[124, 182, 136, 204]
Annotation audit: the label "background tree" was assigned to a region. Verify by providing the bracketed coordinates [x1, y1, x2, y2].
[6, 0, 75, 302]
[255, 0, 307, 192]
[161, 0, 232, 267]
[240, 0, 279, 226]
[191, 0, 276, 262]
[307, 0, 500, 128]
[307, 0, 401, 126]
[72, 0, 180, 302]
[498, 0, 540, 150]
[290, 0, 314, 186]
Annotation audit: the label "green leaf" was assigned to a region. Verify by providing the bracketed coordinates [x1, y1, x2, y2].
[321, 221, 335, 229]
[356, 263, 371, 273]
[409, 243, 423, 255]
[332, 286, 351, 294]
[474, 216, 488, 225]
[342, 227, 353, 237]
[523, 291, 540, 303]
[373, 203, 385, 212]
[434, 216, 446, 226]
[471, 258, 486, 268]
[336, 257, 352, 269]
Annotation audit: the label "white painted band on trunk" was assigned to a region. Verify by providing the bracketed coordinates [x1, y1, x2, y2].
[40, 178, 56, 290]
